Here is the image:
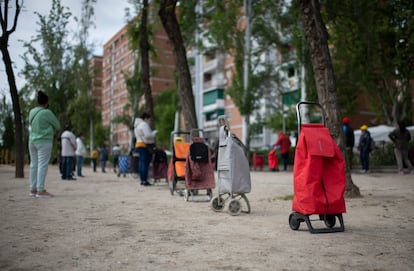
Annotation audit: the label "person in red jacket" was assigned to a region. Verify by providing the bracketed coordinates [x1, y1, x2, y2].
[272, 131, 292, 171]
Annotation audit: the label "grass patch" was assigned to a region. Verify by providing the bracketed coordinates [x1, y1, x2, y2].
[276, 194, 294, 201]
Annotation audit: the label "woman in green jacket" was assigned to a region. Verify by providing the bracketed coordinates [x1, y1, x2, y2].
[28, 91, 60, 198]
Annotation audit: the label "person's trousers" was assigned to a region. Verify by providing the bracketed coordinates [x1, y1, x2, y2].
[29, 142, 53, 192]
[92, 159, 97, 172]
[113, 156, 119, 172]
[76, 155, 84, 176]
[281, 153, 289, 171]
[394, 148, 413, 171]
[100, 160, 106, 172]
[360, 151, 370, 171]
[137, 147, 150, 183]
[62, 156, 74, 179]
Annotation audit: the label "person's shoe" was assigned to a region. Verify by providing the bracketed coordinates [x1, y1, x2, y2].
[143, 182, 152, 186]
[398, 170, 404, 175]
[67, 177, 77, 181]
[30, 190, 37, 197]
[36, 190, 53, 198]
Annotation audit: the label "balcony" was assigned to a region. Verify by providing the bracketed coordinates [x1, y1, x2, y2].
[203, 59, 218, 73]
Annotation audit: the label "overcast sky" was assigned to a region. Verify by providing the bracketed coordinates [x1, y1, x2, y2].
[1, 0, 133, 99]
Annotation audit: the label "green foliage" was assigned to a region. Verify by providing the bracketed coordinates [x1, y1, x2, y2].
[94, 123, 110, 148]
[367, 143, 397, 168]
[153, 88, 179, 149]
[265, 106, 298, 133]
[177, 0, 198, 47]
[322, 0, 414, 124]
[21, 0, 76, 125]
[0, 97, 14, 149]
[20, 0, 102, 152]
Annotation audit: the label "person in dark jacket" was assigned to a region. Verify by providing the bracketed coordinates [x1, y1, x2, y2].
[98, 145, 108, 173]
[272, 131, 292, 171]
[358, 125, 372, 173]
[342, 117, 355, 169]
[389, 121, 413, 175]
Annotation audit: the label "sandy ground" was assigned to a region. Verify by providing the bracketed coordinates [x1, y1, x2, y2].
[0, 164, 413, 271]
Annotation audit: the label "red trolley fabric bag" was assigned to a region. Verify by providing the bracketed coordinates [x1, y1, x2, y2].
[292, 124, 346, 215]
[289, 101, 346, 233]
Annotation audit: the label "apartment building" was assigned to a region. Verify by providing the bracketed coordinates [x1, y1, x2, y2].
[89, 56, 103, 112]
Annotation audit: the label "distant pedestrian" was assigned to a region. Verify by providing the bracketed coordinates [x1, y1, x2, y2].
[28, 91, 60, 197]
[91, 148, 99, 172]
[389, 121, 413, 175]
[342, 117, 355, 169]
[358, 125, 372, 173]
[272, 131, 291, 171]
[61, 125, 77, 180]
[98, 145, 108, 173]
[112, 143, 121, 173]
[75, 133, 87, 177]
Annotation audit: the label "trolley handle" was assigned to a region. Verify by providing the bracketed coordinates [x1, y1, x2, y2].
[190, 129, 205, 142]
[217, 115, 230, 137]
[296, 101, 327, 134]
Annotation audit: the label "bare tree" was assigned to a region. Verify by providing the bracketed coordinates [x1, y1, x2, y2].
[158, 0, 197, 131]
[0, 0, 24, 177]
[298, 0, 360, 197]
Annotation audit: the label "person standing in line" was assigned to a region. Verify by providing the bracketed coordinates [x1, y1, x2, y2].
[342, 117, 355, 169]
[388, 121, 414, 175]
[75, 133, 87, 177]
[28, 91, 61, 197]
[61, 125, 77, 180]
[112, 143, 121, 173]
[98, 145, 108, 173]
[134, 112, 157, 186]
[358, 125, 372, 173]
[91, 148, 99, 172]
[272, 131, 292, 171]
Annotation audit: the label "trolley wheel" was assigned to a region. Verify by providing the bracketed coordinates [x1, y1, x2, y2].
[207, 189, 213, 201]
[184, 189, 189, 202]
[211, 196, 225, 212]
[289, 213, 300, 230]
[228, 199, 241, 216]
[324, 215, 336, 228]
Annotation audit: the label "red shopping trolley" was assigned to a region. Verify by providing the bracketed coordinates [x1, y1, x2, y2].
[289, 101, 346, 233]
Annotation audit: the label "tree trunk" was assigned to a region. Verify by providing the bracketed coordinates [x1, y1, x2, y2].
[298, 0, 360, 197]
[0, 45, 25, 178]
[140, 0, 155, 129]
[1, 0, 25, 178]
[158, 0, 198, 131]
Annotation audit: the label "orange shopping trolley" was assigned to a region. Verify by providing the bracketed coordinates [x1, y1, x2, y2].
[167, 131, 190, 195]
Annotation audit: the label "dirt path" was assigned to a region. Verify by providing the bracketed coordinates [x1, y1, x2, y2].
[0, 165, 413, 271]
